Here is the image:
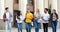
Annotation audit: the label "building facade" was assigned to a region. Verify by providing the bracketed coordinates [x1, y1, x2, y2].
[0, 0, 60, 29]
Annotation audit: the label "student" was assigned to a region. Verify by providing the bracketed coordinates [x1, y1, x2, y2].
[25, 10, 33, 32]
[3, 7, 12, 32]
[50, 9, 58, 32]
[34, 9, 40, 32]
[41, 8, 50, 32]
[17, 11, 24, 32]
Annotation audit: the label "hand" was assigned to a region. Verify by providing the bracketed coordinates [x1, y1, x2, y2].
[18, 19, 21, 21]
[5, 18, 9, 21]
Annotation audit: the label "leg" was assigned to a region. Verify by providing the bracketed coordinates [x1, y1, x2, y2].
[54, 22, 57, 32]
[34, 19, 39, 32]
[34, 22, 38, 32]
[29, 23, 31, 32]
[36, 23, 40, 32]
[18, 23, 20, 32]
[43, 23, 46, 32]
[45, 23, 48, 32]
[19, 23, 22, 32]
[51, 22, 55, 32]
[8, 22, 11, 32]
[26, 23, 29, 32]
[5, 22, 8, 32]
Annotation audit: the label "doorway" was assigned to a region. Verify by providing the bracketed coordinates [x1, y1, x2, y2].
[13, 0, 19, 27]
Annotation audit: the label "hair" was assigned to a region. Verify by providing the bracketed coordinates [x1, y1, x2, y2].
[53, 9, 56, 11]
[5, 7, 8, 10]
[36, 9, 40, 13]
[45, 8, 48, 11]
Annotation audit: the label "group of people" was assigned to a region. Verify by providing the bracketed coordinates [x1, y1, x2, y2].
[3, 7, 58, 32]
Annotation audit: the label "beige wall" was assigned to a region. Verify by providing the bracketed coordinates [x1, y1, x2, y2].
[57, 0, 60, 28]
[0, 0, 4, 19]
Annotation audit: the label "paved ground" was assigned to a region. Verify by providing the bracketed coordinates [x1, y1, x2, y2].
[0, 28, 60, 32]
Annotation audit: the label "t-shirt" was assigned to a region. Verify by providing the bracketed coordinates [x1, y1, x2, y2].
[17, 15, 24, 23]
[34, 13, 40, 19]
[53, 13, 57, 21]
[6, 12, 12, 22]
[41, 13, 50, 23]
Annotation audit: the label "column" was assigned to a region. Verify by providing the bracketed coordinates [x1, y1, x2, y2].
[36, 0, 44, 28]
[36, 0, 44, 13]
[52, 0, 57, 13]
[0, 0, 4, 19]
[19, 0, 27, 29]
[44, 0, 48, 8]
[57, 0, 60, 28]
[5, 0, 13, 15]
[19, 0, 27, 17]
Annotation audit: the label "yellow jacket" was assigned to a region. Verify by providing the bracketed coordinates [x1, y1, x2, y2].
[25, 13, 33, 23]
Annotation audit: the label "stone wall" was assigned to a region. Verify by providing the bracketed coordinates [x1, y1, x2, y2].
[0, 19, 4, 30]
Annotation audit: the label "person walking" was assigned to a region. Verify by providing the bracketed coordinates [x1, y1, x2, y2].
[41, 8, 50, 32]
[3, 7, 12, 32]
[34, 9, 40, 32]
[17, 11, 24, 32]
[50, 9, 58, 32]
[25, 10, 34, 32]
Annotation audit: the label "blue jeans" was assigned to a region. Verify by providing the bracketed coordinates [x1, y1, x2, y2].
[26, 23, 31, 32]
[34, 18, 40, 32]
[5, 22, 11, 32]
[51, 21, 57, 32]
[17, 23, 22, 32]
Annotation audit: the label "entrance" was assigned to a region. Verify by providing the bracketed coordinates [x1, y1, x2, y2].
[13, 0, 19, 27]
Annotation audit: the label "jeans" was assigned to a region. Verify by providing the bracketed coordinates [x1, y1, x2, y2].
[51, 21, 57, 32]
[5, 21, 11, 32]
[43, 23, 48, 32]
[17, 23, 22, 32]
[34, 18, 40, 32]
[26, 23, 31, 32]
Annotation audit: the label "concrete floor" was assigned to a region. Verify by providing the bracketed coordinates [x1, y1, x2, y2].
[11, 28, 60, 32]
[0, 28, 60, 32]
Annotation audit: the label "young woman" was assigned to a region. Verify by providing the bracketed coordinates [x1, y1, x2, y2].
[34, 9, 40, 32]
[17, 11, 24, 32]
[50, 9, 58, 32]
[25, 10, 33, 32]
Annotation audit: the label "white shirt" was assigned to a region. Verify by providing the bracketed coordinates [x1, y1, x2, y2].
[41, 13, 50, 23]
[17, 15, 24, 23]
[34, 13, 40, 19]
[6, 12, 12, 22]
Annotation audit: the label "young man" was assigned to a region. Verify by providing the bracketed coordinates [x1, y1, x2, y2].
[41, 8, 50, 32]
[50, 9, 58, 32]
[3, 7, 12, 32]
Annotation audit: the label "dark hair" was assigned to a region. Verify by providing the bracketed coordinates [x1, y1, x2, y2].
[45, 8, 48, 11]
[5, 7, 8, 10]
[53, 9, 56, 11]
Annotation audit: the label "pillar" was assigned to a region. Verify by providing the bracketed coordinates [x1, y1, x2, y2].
[36, 0, 44, 14]
[44, 0, 48, 8]
[36, 0, 44, 28]
[51, 0, 57, 13]
[57, 0, 60, 28]
[0, 0, 4, 19]
[19, 0, 27, 29]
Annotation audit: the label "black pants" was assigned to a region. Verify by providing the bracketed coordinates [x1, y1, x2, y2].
[43, 23, 48, 32]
